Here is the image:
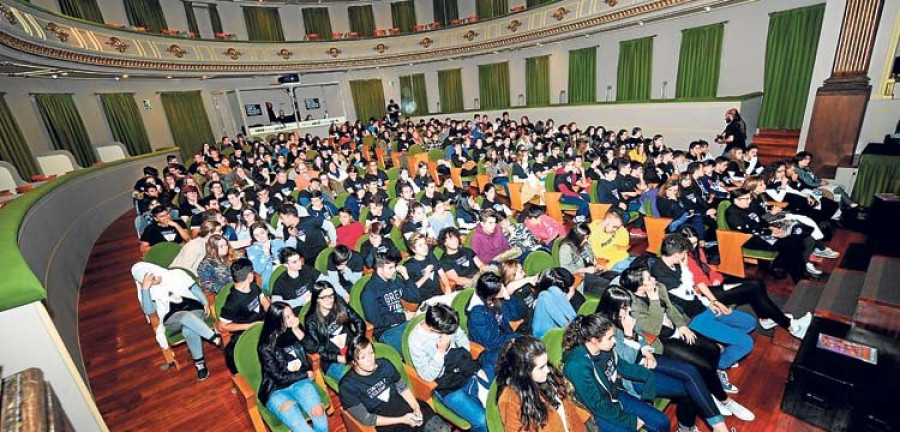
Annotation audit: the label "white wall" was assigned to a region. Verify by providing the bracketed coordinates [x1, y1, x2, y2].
[857, 0, 900, 150]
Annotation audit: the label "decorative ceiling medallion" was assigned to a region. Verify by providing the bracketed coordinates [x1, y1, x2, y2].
[462, 30, 479, 41]
[44, 23, 69, 42]
[277, 48, 293, 60]
[419, 37, 433, 49]
[105, 37, 128, 53]
[327, 47, 341, 58]
[167, 44, 187, 58]
[0, 4, 16, 25]
[507, 19, 522, 32]
[223, 47, 241, 60]
[552, 7, 571, 21]
[374, 43, 388, 54]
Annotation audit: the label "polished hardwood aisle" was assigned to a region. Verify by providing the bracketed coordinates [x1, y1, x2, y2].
[79, 210, 849, 431]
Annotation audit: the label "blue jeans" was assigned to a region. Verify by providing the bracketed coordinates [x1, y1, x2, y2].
[594, 391, 670, 432]
[379, 321, 410, 355]
[265, 378, 328, 432]
[164, 310, 214, 361]
[634, 357, 724, 428]
[560, 193, 591, 217]
[689, 309, 756, 369]
[610, 256, 635, 273]
[435, 375, 487, 432]
[326, 362, 346, 381]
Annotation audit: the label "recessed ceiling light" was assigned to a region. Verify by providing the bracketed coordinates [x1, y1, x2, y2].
[704, 6, 711, 12]
[121, 74, 129, 79]
[166, 75, 173, 79]
[51, 74, 58, 79]
[638, 20, 644, 26]
[60, 71, 69, 76]
[114, 76, 120, 81]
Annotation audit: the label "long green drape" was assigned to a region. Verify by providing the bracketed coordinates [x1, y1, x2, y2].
[526, 56, 550, 107]
[243, 7, 285, 42]
[0, 94, 39, 178]
[34, 94, 97, 167]
[302, 8, 333, 39]
[58, 0, 104, 24]
[477, 0, 508, 19]
[391, 1, 417, 33]
[433, 0, 459, 26]
[617, 37, 654, 102]
[676, 23, 725, 99]
[98, 93, 152, 156]
[568, 47, 597, 104]
[160, 91, 215, 160]
[526, 0, 554, 7]
[349, 79, 386, 122]
[479, 62, 510, 110]
[123, 0, 167, 33]
[400, 74, 429, 116]
[209, 4, 223, 34]
[183, 2, 199, 36]
[348, 5, 376, 37]
[758, 4, 825, 130]
[438, 69, 464, 113]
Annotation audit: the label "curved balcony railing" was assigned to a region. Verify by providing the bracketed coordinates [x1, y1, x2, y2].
[0, 0, 697, 73]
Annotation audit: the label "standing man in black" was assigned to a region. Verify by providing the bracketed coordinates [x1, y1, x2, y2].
[716, 108, 747, 153]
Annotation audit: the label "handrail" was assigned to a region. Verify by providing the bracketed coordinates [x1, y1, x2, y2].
[0, 147, 178, 313]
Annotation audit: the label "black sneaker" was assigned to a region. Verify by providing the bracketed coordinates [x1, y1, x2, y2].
[195, 360, 209, 381]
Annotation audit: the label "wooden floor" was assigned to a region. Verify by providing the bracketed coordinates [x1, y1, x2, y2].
[79, 210, 861, 431]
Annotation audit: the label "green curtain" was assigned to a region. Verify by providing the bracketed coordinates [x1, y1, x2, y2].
[302, 8, 333, 39]
[676, 23, 725, 99]
[479, 62, 510, 110]
[123, 0, 167, 33]
[758, 4, 825, 130]
[243, 7, 285, 42]
[33, 94, 97, 167]
[526, 0, 554, 7]
[391, 1, 417, 33]
[400, 74, 429, 116]
[568, 47, 597, 104]
[525, 56, 550, 106]
[348, 5, 376, 37]
[349, 79, 386, 122]
[438, 69, 464, 113]
[617, 37, 654, 102]
[58, 0, 104, 24]
[183, 2, 199, 36]
[433, 0, 459, 26]
[477, 0, 508, 19]
[160, 91, 215, 160]
[0, 94, 39, 178]
[209, 4, 223, 34]
[98, 93, 152, 156]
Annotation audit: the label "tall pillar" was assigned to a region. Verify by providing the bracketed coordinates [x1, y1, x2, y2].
[804, 0, 885, 176]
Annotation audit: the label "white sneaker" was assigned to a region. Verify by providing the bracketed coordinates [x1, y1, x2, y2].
[806, 263, 823, 275]
[789, 320, 810, 339]
[831, 209, 842, 221]
[723, 399, 755, 421]
[795, 312, 812, 328]
[714, 397, 733, 416]
[813, 247, 840, 259]
[758, 318, 778, 330]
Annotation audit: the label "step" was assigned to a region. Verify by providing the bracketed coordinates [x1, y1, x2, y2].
[814, 269, 866, 323]
[773, 280, 824, 350]
[855, 255, 900, 337]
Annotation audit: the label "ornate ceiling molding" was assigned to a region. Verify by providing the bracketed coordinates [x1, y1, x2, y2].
[0, 0, 697, 74]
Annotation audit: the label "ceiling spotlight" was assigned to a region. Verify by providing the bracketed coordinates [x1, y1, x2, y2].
[60, 71, 69, 76]
[121, 74, 129, 79]
[493, 51, 499, 55]
[638, 20, 644, 26]
[536, 43, 543, 47]
[704, 6, 711, 12]
[166, 75, 173, 79]
[51, 74, 58, 79]
[114, 76, 120, 81]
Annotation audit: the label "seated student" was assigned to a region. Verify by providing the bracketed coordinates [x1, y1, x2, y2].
[554, 158, 591, 223]
[365, 200, 395, 236]
[339, 335, 449, 432]
[496, 336, 585, 432]
[559, 222, 614, 296]
[132, 262, 221, 381]
[764, 161, 839, 228]
[450, 140, 478, 177]
[597, 287, 732, 432]
[179, 186, 206, 224]
[618, 266, 754, 420]
[140, 205, 191, 252]
[724, 148, 747, 186]
[408, 305, 488, 432]
[426, 197, 455, 239]
[336, 207, 365, 249]
[466, 272, 526, 380]
[394, 183, 416, 222]
[197, 233, 239, 296]
[612, 159, 646, 235]
[679, 163, 717, 230]
[363, 177, 390, 208]
[345, 185, 368, 221]
[269, 169, 297, 201]
[588, 211, 634, 272]
[343, 168, 364, 196]
[419, 180, 444, 209]
[170, 220, 221, 275]
[247, 221, 285, 292]
[272, 247, 332, 309]
[531, 268, 579, 339]
[499, 217, 545, 257]
[326, 246, 363, 300]
[400, 202, 432, 241]
[793, 151, 857, 209]
[248, 185, 283, 221]
[256, 301, 328, 432]
[562, 314, 671, 432]
[361, 251, 422, 353]
[700, 160, 730, 202]
[363, 160, 390, 190]
[469, 209, 511, 264]
[360, 222, 401, 270]
[219, 258, 271, 373]
[453, 193, 480, 233]
[711, 157, 740, 193]
[304, 280, 364, 381]
[413, 163, 433, 191]
[223, 188, 248, 225]
[481, 184, 512, 220]
[278, 204, 332, 264]
[726, 188, 818, 280]
[523, 206, 566, 246]
[404, 234, 446, 301]
[656, 179, 708, 239]
[437, 227, 485, 288]
[306, 190, 338, 222]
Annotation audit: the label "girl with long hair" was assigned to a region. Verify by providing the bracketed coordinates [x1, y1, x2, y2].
[496, 336, 585, 432]
[197, 234, 238, 295]
[303, 281, 365, 380]
[246, 221, 285, 291]
[466, 272, 527, 380]
[531, 268, 579, 339]
[558, 222, 613, 296]
[257, 301, 329, 432]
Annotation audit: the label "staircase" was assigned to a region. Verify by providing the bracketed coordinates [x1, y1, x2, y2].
[753, 129, 800, 166]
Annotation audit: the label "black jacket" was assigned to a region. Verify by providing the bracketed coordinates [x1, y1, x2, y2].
[257, 331, 317, 404]
[725, 202, 771, 237]
[304, 299, 365, 372]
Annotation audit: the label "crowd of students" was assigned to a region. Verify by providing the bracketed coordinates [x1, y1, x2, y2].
[128, 109, 852, 431]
